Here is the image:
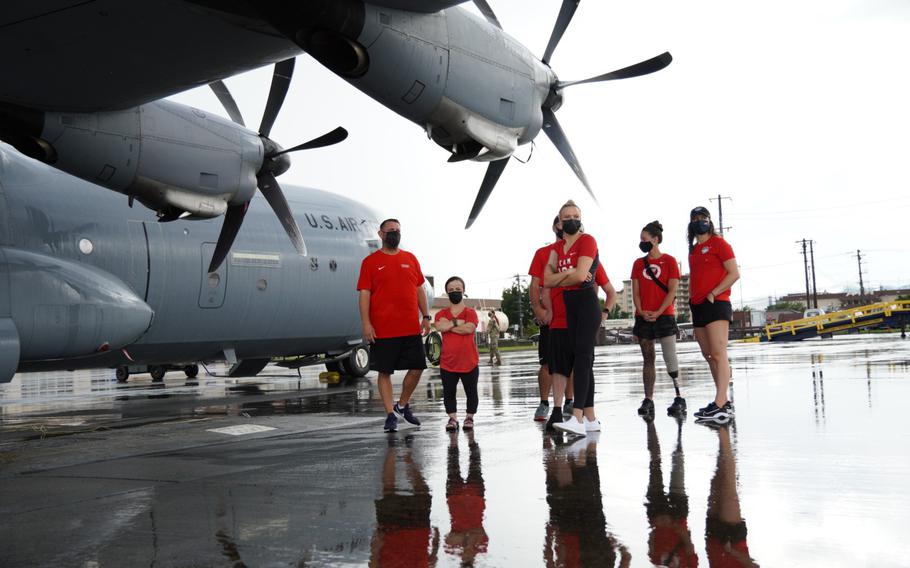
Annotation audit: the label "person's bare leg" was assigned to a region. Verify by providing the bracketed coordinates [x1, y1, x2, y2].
[378, 372, 394, 413]
[538, 364, 552, 403]
[551, 373, 567, 407]
[706, 320, 731, 406]
[398, 369, 423, 407]
[639, 339, 656, 399]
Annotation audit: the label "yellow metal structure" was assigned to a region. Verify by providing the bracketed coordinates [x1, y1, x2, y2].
[761, 300, 910, 342]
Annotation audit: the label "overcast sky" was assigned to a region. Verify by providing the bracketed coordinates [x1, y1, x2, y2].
[170, 0, 910, 308]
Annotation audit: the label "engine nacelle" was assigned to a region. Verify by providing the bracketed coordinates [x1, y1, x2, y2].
[0, 247, 154, 382]
[1, 101, 263, 218]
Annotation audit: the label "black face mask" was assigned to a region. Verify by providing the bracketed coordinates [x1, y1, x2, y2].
[561, 219, 581, 235]
[555, 228, 564, 240]
[447, 291, 463, 304]
[383, 231, 401, 248]
[639, 241, 654, 253]
[689, 220, 710, 235]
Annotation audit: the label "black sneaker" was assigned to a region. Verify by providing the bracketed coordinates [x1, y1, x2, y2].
[393, 402, 421, 428]
[637, 398, 655, 416]
[667, 397, 687, 416]
[694, 401, 733, 423]
[384, 412, 398, 432]
[545, 407, 564, 431]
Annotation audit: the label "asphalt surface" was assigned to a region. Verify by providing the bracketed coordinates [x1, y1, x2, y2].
[2, 335, 909, 567]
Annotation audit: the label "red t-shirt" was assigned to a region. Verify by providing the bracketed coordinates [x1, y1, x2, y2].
[706, 537, 751, 568]
[649, 520, 698, 567]
[529, 242, 558, 282]
[688, 236, 735, 305]
[554, 234, 598, 291]
[434, 307, 479, 373]
[631, 253, 680, 316]
[357, 249, 425, 339]
[550, 264, 608, 330]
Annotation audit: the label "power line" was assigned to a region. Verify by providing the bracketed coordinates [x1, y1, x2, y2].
[709, 194, 733, 236]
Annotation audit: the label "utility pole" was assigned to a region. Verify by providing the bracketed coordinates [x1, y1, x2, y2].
[709, 194, 733, 236]
[809, 240, 818, 308]
[798, 239, 811, 309]
[856, 250, 865, 299]
[514, 274, 523, 338]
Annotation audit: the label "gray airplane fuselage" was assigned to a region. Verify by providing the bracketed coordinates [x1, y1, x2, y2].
[0, 144, 382, 381]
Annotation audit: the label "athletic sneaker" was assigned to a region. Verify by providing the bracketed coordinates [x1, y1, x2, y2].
[667, 397, 687, 416]
[694, 401, 734, 423]
[534, 402, 549, 421]
[384, 412, 398, 433]
[545, 407, 564, 431]
[637, 398, 655, 416]
[393, 402, 421, 428]
[584, 416, 602, 432]
[563, 399, 574, 416]
[554, 417, 586, 437]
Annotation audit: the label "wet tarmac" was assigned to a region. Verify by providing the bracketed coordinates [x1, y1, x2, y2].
[2, 334, 909, 567]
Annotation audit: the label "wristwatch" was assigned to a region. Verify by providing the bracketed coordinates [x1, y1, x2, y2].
[422, 315, 431, 320]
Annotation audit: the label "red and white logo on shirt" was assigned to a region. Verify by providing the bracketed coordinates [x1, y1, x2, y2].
[642, 264, 662, 280]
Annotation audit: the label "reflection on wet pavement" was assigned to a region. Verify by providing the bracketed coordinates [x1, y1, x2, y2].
[1, 334, 910, 566]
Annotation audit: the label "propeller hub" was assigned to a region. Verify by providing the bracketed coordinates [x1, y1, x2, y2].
[260, 137, 291, 177]
[544, 85, 564, 113]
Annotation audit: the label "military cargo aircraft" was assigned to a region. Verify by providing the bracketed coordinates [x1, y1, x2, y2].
[0, 142, 391, 384]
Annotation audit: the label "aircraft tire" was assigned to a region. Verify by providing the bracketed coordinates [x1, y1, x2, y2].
[184, 364, 199, 378]
[150, 365, 167, 382]
[424, 332, 442, 367]
[341, 345, 370, 378]
[116, 366, 129, 383]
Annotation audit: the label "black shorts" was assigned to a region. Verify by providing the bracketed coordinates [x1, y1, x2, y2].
[547, 327, 573, 377]
[538, 325, 550, 365]
[690, 300, 733, 328]
[369, 335, 428, 374]
[633, 315, 679, 340]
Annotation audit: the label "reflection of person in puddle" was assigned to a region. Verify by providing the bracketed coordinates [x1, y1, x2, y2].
[644, 417, 698, 567]
[445, 430, 488, 563]
[543, 435, 631, 567]
[370, 437, 439, 567]
[704, 424, 758, 567]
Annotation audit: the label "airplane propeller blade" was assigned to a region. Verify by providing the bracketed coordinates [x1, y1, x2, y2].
[209, 80, 246, 127]
[258, 58, 296, 138]
[208, 203, 249, 273]
[557, 52, 673, 89]
[473, 0, 503, 30]
[464, 158, 509, 229]
[542, 0, 580, 65]
[268, 127, 349, 159]
[257, 172, 307, 256]
[540, 108, 598, 205]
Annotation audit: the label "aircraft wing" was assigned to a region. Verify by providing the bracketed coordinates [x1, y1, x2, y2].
[366, 1, 470, 13]
[0, 1, 300, 111]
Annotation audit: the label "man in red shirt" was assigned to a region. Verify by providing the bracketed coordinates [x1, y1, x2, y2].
[357, 219, 432, 433]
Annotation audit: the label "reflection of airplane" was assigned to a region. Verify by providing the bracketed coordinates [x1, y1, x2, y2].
[0, 143, 389, 384]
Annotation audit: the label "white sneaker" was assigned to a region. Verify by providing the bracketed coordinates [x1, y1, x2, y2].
[584, 417, 602, 432]
[554, 417, 586, 437]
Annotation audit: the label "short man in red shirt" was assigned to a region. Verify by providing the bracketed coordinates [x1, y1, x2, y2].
[357, 219, 432, 432]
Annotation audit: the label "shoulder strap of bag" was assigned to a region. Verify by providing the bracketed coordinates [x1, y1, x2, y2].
[642, 255, 670, 294]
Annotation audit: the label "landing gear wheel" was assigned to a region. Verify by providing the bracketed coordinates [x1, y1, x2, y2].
[341, 344, 370, 378]
[183, 364, 199, 378]
[424, 331, 442, 367]
[150, 365, 167, 382]
[115, 366, 129, 383]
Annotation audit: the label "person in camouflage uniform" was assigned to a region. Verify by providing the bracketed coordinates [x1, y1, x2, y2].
[487, 310, 502, 366]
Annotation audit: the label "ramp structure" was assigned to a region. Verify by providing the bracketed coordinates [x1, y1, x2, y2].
[760, 300, 910, 342]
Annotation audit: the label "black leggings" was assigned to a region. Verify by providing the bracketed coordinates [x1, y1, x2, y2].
[441, 366, 479, 414]
[564, 288, 601, 410]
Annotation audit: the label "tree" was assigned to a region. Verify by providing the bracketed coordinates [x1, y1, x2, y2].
[501, 283, 534, 337]
[607, 305, 631, 320]
[767, 300, 804, 311]
[676, 313, 690, 323]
